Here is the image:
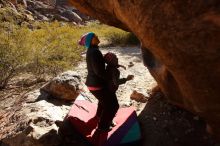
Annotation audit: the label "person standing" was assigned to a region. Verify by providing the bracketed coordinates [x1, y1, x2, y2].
[78, 32, 118, 131]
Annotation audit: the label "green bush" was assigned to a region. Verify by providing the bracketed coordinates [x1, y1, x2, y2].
[105, 31, 139, 46]
[0, 25, 31, 88]
[26, 22, 84, 75]
[0, 22, 84, 88]
[0, 20, 139, 89]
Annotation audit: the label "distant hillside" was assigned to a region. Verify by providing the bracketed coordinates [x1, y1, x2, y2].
[0, 0, 92, 25]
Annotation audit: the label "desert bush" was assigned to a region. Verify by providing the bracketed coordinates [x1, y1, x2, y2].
[0, 20, 139, 89]
[82, 21, 139, 46]
[0, 22, 85, 88]
[0, 25, 31, 89]
[105, 31, 139, 46]
[27, 22, 84, 75]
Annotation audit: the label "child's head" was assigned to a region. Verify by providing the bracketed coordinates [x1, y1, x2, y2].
[104, 52, 119, 67]
[78, 32, 100, 48]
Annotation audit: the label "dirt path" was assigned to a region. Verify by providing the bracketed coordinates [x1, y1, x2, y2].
[74, 46, 218, 146]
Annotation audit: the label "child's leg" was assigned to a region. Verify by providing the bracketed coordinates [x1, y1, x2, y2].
[98, 91, 119, 130]
[105, 92, 119, 125]
[90, 89, 119, 131]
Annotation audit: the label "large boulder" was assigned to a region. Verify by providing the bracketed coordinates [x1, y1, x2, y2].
[8, 0, 27, 7]
[61, 10, 82, 23]
[0, 89, 70, 146]
[67, 0, 220, 139]
[0, 71, 83, 146]
[41, 71, 83, 101]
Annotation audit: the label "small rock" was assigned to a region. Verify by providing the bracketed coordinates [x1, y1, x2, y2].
[41, 71, 83, 101]
[128, 62, 134, 68]
[61, 10, 82, 23]
[130, 90, 148, 103]
[153, 117, 157, 121]
[122, 102, 132, 107]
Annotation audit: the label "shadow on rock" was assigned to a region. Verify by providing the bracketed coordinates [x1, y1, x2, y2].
[56, 119, 92, 146]
[25, 89, 73, 106]
[37, 89, 74, 106]
[138, 92, 218, 146]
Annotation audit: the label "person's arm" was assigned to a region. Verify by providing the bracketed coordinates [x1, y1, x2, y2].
[111, 69, 127, 85]
[118, 75, 134, 85]
[118, 78, 127, 85]
[91, 49, 106, 80]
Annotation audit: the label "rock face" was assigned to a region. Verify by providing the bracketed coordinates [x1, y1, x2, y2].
[67, 0, 220, 139]
[25, 0, 91, 23]
[0, 71, 83, 146]
[41, 71, 82, 101]
[2, 0, 92, 23]
[1, 89, 69, 146]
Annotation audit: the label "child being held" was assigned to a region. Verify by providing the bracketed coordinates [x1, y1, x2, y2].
[103, 52, 133, 129]
[104, 52, 134, 93]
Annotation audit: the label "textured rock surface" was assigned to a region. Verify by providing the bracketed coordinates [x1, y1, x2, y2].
[1, 89, 71, 146]
[0, 71, 83, 146]
[67, 0, 220, 139]
[2, 0, 91, 23]
[41, 71, 82, 101]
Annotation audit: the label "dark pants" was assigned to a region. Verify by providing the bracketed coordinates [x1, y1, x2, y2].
[90, 88, 119, 130]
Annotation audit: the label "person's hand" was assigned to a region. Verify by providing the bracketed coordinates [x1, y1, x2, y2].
[119, 65, 126, 70]
[126, 75, 134, 81]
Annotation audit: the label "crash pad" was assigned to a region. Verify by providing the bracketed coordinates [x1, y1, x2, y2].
[66, 99, 141, 146]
